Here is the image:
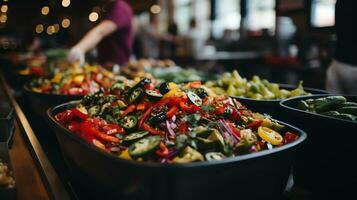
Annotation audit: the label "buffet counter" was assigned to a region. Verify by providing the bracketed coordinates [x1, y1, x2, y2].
[0, 73, 70, 200]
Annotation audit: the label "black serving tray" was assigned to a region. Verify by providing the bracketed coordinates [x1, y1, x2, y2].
[0, 102, 15, 148]
[280, 95, 357, 198]
[47, 101, 307, 200]
[0, 142, 16, 200]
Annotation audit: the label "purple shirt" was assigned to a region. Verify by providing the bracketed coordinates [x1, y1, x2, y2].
[97, 0, 133, 65]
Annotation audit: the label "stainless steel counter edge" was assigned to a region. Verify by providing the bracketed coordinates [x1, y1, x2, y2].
[0, 74, 70, 200]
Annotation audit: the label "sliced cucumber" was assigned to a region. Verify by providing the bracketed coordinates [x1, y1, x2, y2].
[128, 135, 162, 158]
[123, 131, 149, 142]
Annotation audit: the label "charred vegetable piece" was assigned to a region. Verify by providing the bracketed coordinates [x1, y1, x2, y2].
[133, 78, 152, 89]
[298, 100, 310, 111]
[314, 96, 346, 113]
[173, 146, 204, 163]
[88, 105, 100, 116]
[145, 90, 163, 101]
[187, 91, 202, 106]
[195, 137, 216, 150]
[149, 114, 167, 124]
[321, 111, 340, 116]
[205, 152, 225, 161]
[207, 129, 225, 150]
[337, 106, 357, 116]
[340, 102, 357, 107]
[236, 129, 257, 154]
[192, 87, 208, 98]
[331, 113, 357, 121]
[128, 87, 143, 104]
[123, 131, 149, 142]
[190, 126, 214, 138]
[128, 135, 162, 158]
[159, 82, 170, 94]
[119, 115, 138, 130]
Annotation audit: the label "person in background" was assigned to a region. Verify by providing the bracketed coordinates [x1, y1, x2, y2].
[185, 19, 204, 59]
[22, 32, 42, 55]
[164, 20, 178, 58]
[326, 1, 357, 94]
[68, 0, 133, 66]
[139, 14, 161, 59]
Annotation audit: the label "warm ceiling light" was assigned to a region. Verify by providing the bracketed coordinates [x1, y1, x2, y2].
[47, 25, 55, 35]
[0, 14, 7, 23]
[61, 18, 70, 28]
[89, 12, 99, 22]
[1, 5, 8, 13]
[62, 0, 70, 8]
[150, 4, 161, 14]
[41, 6, 50, 15]
[35, 24, 44, 34]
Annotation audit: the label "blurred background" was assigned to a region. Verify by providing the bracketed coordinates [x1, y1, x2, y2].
[0, 0, 337, 89]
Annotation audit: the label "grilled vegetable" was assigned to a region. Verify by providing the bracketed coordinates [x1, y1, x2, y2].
[119, 115, 138, 130]
[332, 113, 356, 121]
[340, 102, 357, 107]
[145, 90, 163, 101]
[159, 82, 170, 94]
[337, 107, 357, 116]
[123, 131, 149, 143]
[173, 146, 204, 163]
[205, 70, 310, 100]
[128, 87, 143, 104]
[187, 91, 202, 106]
[258, 127, 283, 145]
[297, 96, 357, 123]
[192, 87, 208, 98]
[55, 78, 300, 163]
[314, 96, 346, 113]
[128, 135, 162, 158]
[205, 152, 225, 161]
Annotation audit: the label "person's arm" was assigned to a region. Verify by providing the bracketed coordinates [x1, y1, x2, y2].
[68, 20, 117, 64]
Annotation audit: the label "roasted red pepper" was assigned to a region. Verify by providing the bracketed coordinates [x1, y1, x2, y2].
[139, 107, 153, 128]
[245, 120, 263, 130]
[167, 97, 184, 107]
[214, 105, 226, 115]
[166, 106, 179, 118]
[71, 108, 88, 120]
[55, 110, 74, 124]
[30, 67, 44, 76]
[136, 103, 147, 111]
[178, 121, 188, 134]
[142, 122, 165, 135]
[67, 121, 80, 132]
[179, 102, 200, 113]
[283, 132, 299, 144]
[96, 131, 120, 143]
[231, 109, 241, 121]
[80, 120, 120, 143]
[144, 83, 155, 90]
[227, 121, 240, 138]
[156, 142, 169, 157]
[185, 81, 201, 88]
[102, 124, 125, 135]
[121, 104, 136, 118]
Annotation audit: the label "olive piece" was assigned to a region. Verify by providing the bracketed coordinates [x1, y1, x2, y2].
[159, 82, 170, 94]
[149, 114, 167, 124]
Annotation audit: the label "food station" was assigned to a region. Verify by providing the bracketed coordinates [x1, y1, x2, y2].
[1, 0, 356, 200]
